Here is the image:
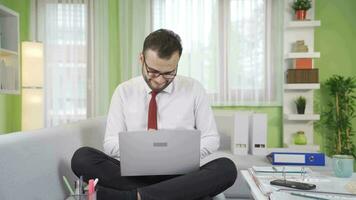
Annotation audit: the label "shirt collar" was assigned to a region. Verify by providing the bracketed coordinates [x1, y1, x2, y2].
[142, 76, 174, 94]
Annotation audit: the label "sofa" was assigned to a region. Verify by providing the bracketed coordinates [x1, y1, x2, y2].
[0, 113, 270, 200]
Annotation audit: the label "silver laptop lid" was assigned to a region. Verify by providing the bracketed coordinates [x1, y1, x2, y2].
[119, 130, 200, 176]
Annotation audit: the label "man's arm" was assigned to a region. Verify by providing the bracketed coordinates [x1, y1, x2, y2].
[104, 87, 126, 159]
[194, 82, 220, 159]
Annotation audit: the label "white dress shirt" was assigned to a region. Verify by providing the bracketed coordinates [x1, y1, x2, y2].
[104, 75, 220, 160]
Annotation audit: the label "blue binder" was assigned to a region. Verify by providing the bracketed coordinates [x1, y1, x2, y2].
[267, 152, 325, 166]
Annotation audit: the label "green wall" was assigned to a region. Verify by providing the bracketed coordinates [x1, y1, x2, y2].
[314, 0, 356, 154]
[0, 0, 30, 134]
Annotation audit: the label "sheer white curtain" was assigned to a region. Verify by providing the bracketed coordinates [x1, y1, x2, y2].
[225, 0, 283, 106]
[88, 0, 109, 117]
[136, 0, 283, 106]
[37, 0, 109, 127]
[119, 0, 151, 82]
[152, 0, 220, 97]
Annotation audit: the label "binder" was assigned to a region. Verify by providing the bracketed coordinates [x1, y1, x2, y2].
[231, 112, 251, 155]
[250, 114, 267, 155]
[267, 152, 325, 166]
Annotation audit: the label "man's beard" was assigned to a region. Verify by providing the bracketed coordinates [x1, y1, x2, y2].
[143, 74, 174, 93]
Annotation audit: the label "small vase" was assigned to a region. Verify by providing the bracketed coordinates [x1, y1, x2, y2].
[295, 10, 307, 20]
[294, 131, 307, 145]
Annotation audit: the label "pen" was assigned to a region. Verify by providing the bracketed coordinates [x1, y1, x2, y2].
[94, 178, 99, 187]
[79, 176, 83, 200]
[248, 168, 271, 198]
[88, 179, 95, 200]
[290, 192, 330, 200]
[62, 176, 74, 195]
[75, 180, 80, 195]
[84, 178, 99, 191]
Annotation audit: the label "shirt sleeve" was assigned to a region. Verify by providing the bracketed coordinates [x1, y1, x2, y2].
[193, 82, 220, 159]
[103, 87, 126, 159]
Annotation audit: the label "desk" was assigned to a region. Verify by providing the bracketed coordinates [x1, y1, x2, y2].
[241, 170, 268, 200]
[202, 151, 278, 199]
[241, 169, 356, 200]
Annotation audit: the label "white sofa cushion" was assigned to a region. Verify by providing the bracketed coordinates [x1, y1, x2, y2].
[0, 117, 106, 200]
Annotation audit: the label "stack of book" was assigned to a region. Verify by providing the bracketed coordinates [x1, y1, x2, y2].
[287, 68, 318, 83]
[287, 41, 319, 83]
[293, 40, 308, 52]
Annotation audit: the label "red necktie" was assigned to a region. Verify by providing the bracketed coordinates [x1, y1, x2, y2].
[148, 91, 158, 130]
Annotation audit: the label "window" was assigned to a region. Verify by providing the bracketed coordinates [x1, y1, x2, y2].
[152, 0, 281, 106]
[44, 2, 87, 126]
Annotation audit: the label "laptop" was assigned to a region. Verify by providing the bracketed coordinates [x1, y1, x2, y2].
[119, 130, 201, 176]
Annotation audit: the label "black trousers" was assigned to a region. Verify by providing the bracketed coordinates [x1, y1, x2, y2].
[71, 147, 237, 200]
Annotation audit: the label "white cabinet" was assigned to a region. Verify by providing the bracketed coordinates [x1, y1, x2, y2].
[282, 0, 320, 151]
[0, 5, 20, 95]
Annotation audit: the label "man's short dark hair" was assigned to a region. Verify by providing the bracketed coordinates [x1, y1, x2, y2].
[143, 29, 183, 59]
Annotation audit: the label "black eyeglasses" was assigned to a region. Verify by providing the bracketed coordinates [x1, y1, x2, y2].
[143, 57, 177, 79]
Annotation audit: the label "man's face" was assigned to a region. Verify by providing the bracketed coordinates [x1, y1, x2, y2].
[140, 49, 180, 92]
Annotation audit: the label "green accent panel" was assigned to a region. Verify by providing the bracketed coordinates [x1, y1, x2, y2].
[315, 0, 356, 155]
[108, 0, 120, 97]
[0, 0, 30, 134]
[213, 106, 283, 148]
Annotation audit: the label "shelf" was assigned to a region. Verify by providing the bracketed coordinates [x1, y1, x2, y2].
[284, 114, 320, 121]
[286, 144, 320, 152]
[0, 48, 18, 56]
[0, 5, 19, 95]
[0, 89, 20, 95]
[268, 145, 320, 153]
[284, 83, 320, 90]
[287, 20, 321, 28]
[285, 52, 320, 59]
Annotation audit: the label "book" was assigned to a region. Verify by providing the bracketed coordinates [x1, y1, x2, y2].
[293, 58, 312, 69]
[287, 69, 319, 83]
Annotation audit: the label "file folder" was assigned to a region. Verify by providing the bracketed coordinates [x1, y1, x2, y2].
[267, 152, 325, 166]
[250, 114, 267, 155]
[231, 112, 251, 155]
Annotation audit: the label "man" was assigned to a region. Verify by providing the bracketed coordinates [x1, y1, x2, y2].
[71, 29, 237, 200]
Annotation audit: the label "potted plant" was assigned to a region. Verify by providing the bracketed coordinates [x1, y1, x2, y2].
[295, 96, 306, 114]
[292, 0, 312, 20]
[323, 75, 356, 157]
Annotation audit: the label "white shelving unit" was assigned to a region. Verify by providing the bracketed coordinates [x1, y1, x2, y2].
[0, 5, 20, 95]
[285, 52, 320, 59]
[285, 144, 320, 152]
[287, 20, 321, 28]
[284, 114, 320, 121]
[284, 83, 320, 90]
[268, 144, 320, 152]
[0, 48, 18, 56]
[282, 0, 320, 151]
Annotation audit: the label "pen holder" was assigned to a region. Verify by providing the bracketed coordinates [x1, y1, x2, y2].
[65, 191, 97, 200]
